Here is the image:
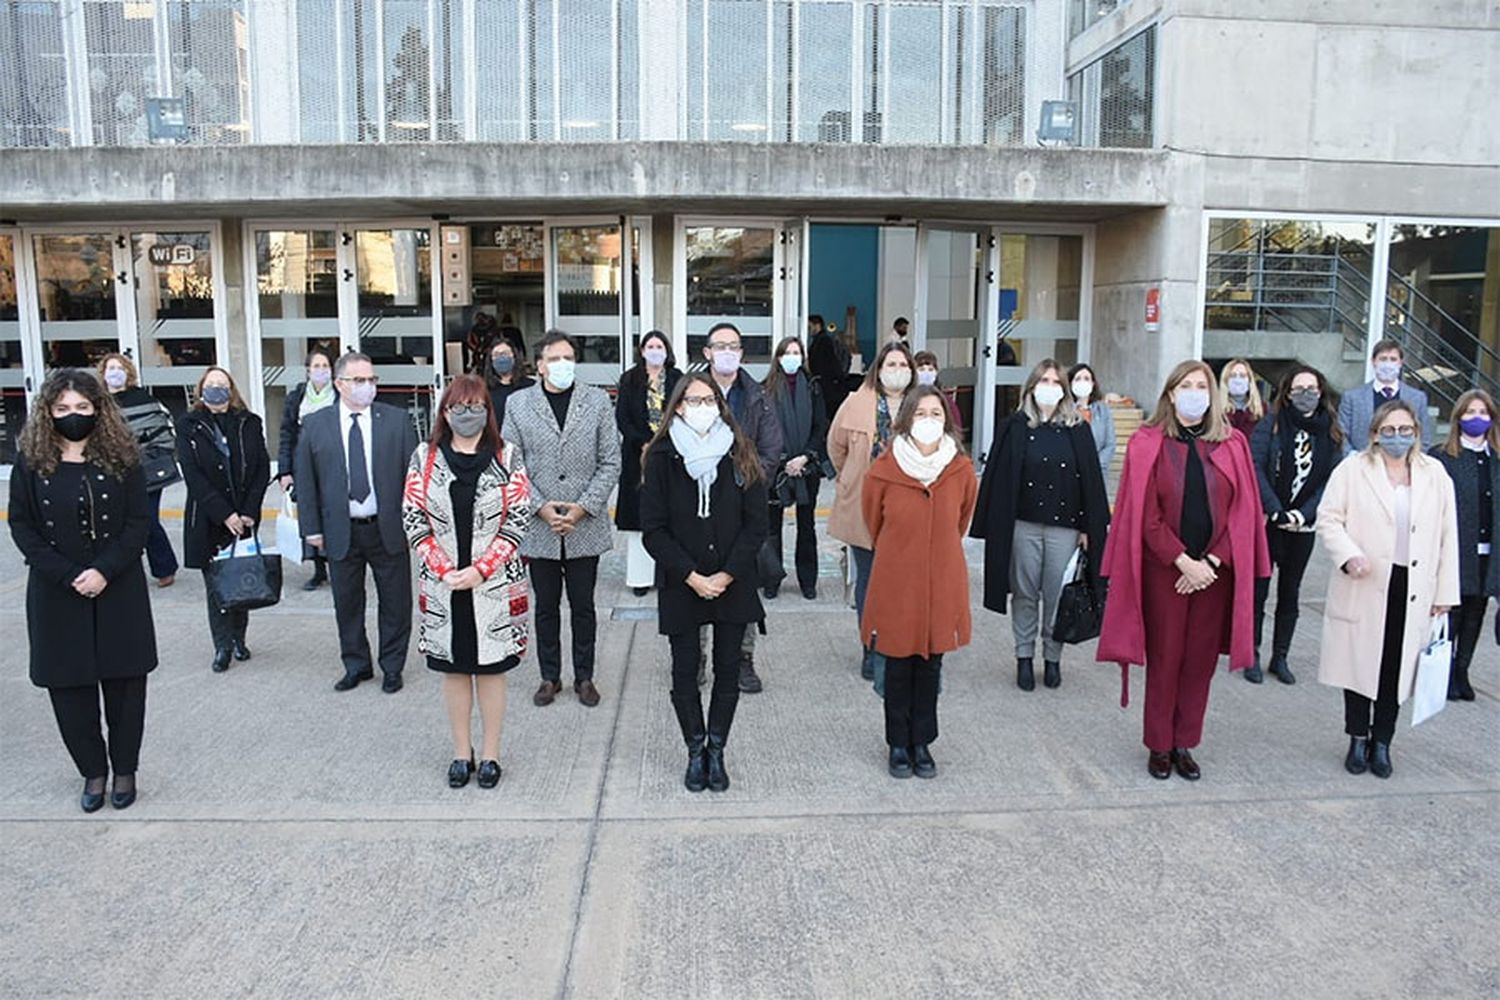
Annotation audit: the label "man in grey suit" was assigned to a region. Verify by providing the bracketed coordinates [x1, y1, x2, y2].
[504, 331, 621, 708]
[295, 352, 419, 693]
[1338, 338, 1434, 448]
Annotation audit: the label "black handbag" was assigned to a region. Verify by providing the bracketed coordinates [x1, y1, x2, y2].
[757, 538, 786, 590]
[204, 533, 284, 611]
[141, 448, 182, 492]
[1052, 546, 1106, 644]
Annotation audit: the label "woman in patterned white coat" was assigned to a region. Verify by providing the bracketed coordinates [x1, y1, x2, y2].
[403, 375, 532, 790]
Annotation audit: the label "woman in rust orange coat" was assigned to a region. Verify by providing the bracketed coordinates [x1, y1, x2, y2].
[860, 386, 978, 779]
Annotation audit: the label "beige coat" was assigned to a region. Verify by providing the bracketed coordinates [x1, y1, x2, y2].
[828, 385, 884, 549]
[1315, 450, 1460, 703]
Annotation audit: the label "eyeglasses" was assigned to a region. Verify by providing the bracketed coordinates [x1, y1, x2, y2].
[338, 375, 380, 387]
[1377, 426, 1417, 440]
[708, 342, 742, 352]
[446, 404, 487, 417]
[681, 396, 718, 409]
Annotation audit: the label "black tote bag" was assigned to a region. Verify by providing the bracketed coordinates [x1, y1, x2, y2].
[1051, 546, 1105, 645]
[204, 534, 284, 611]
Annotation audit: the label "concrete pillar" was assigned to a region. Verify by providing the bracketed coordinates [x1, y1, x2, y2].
[651, 212, 674, 342]
[638, 0, 683, 140]
[218, 218, 252, 398]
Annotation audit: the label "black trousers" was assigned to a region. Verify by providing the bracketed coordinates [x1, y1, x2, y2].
[204, 572, 249, 653]
[669, 621, 746, 743]
[1345, 566, 1407, 744]
[530, 555, 599, 684]
[1252, 528, 1317, 658]
[48, 677, 148, 779]
[884, 654, 942, 748]
[768, 501, 818, 590]
[328, 520, 412, 679]
[1451, 556, 1490, 689]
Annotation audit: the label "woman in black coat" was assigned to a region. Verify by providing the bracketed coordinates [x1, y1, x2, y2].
[8, 369, 157, 813]
[616, 330, 682, 595]
[1430, 388, 1500, 701]
[485, 336, 536, 433]
[179, 367, 271, 673]
[641, 373, 768, 794]
[278, 347, 336, 589]
[762, 335, 829, 599]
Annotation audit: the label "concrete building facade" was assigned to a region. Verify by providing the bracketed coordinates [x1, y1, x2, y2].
[1, 0, 1498, 469]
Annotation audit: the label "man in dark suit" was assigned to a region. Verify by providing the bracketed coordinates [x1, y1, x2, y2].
[295, 352, 419, 693]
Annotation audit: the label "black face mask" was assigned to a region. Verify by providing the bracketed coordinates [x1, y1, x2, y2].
[54, 412, 97, 443]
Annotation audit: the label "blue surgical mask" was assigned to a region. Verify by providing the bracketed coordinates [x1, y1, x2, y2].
[104, 367, 127, 390]
[1374, 359, 1402, 383]
[779, 354, 803, 376]
[1174, 388, 1211, 422]
[309, 368, 332, 387]
[546, 358, 577, 391]
[491, 354, 515, 376]
[1378, 436, 1414, 459]
[202, 385, 231, 407]
[1226, 375, 1251, 397]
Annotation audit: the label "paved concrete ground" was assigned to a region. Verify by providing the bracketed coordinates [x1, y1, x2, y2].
[2, 483, 1498, 998]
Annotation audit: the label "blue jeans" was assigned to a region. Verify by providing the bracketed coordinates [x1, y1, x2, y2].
[850, 545, 886, 690]
[144, 490, 179, 580]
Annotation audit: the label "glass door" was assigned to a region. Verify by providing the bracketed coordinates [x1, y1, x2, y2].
[677, 220, 782, 377]
[30, 231, 130, 374]
[915, 224, 988, 449]
[0, 231, 28, 466]
[546, 218, 625, 386]
[128, 229, 223, 413]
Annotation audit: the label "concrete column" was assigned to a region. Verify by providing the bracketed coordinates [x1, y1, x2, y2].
[651, 212, 674, 343]
[247, 0, 298, 144]
[218, 218, 252, 399]
[638, 0, 683, 140]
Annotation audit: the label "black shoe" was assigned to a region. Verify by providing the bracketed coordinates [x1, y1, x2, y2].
[476, 760, 501, 788]
[705, 736, 730, 792]
[684, 737, 708, 793]
[448, 753, 475, 788]
[381, 674, 403, 694]
[738, 657, 763, 694]
[334, 668, 373, 692]
[1043, 660, 1061, 689]
[232, 639, 251, 662]
[1369, 741, 1393, 779]
[762, 585, 779, 600]
[80, 777, 106, 814]
[911, 744, 936, 779]
[1016, 657, 1035, 692]
[632, 586, 650, 597]
[801, 584, 817, 600]
[1148, 751, 1172, 780]
[211, 648, 232, 673]
[1243, 657, 1264, 684]
[1170, 748, 1201, 781]
[1268, 654, 1296, 685]
[302, 575, 326, 592]
[860, 650, 875, 681]
[888, 746, 913, 779]
[1449, 668, 1476, 701]
[1344, 736, 1369, 775]
[110, 774, 136, 810]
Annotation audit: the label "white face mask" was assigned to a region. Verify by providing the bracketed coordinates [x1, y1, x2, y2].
[545, 358, 577, 391]
[681, 403, 719, 434]
[1071, 379, 1093, 400]
[915, 369, 938, 386]
[1034, 383, 1065, 409]
[880, 369, 911, 393]
[1226, 375, 1251, 397]
[910, 416, 946, 446]
[1174, 387, 1212, 422]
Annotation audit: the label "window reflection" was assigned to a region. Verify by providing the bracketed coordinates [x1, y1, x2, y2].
[686, 226, 775, 360]
[256, 229, 341, 446]
[132, 231, 217, 383]
[33, 233, 120, 370]
[356, 229, 433, 367]
[553, 225, 623, 364]
[0, 235, 22, 464]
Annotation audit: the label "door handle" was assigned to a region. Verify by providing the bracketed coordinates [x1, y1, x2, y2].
[343, 268, 353, 282]
[117, 271, 128, 285]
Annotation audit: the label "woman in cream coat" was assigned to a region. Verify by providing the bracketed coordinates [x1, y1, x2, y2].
[1316, 399, 1458, 779]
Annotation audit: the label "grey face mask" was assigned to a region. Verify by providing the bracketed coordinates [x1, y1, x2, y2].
[448, 410, 488, 438]
[1378, 436, 1414, 459]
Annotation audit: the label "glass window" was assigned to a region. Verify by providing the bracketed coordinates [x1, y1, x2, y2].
[0, 0, 71, 148]
[255, 229, 340, 446]
[689, 0, 770, 140]
[32, 232, 121, 369]
[442, 223, 546, 375]
[553, 224, 622, 364]
[557, 1, 617, 141]
[167, 0, 249, 145]
[434, 0, 463, 140]
[355, 227, 436, 428]
[980, 4, 1025, 145]
[0, 234, 23, 464]
[685, 226, 775, 362]
[296, 2, 341, 142]
[131, 231, 217, 403]
[82, 0, 157, 146]
[1097, 27, 1154, 149]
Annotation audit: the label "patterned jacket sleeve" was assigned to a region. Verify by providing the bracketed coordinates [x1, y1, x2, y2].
[402, 443, 456, 577]
[473, 444, 532, 580]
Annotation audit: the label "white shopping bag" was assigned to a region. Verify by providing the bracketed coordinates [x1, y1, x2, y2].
[1410, 615, 1451, 727]
[274, 492, 301, 562]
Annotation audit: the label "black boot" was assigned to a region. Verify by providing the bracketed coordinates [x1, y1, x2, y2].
[1243, 653, 1264, 684]
[738, 653, 763, 694]
[232, 637, 252, 662]
[1043, 660, 1061, 689]
[705, 735, 729, 792]
[1449, 662, 1475, 701]
[211, 647, 232, 673]
[1016, 657, 1035, 692]
[1344, 737, 1369, 775]
[684, 736, 708, 793]
[1369, 740, 1393, 779]
[1267, 653, 1296, 685]
[888, 746, 913, 779]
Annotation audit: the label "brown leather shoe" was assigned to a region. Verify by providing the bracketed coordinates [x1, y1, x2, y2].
[574, 680, 601, 707]
[1148, 751, 1172, 780]
[533, 680, 562, 707]
[1171, 748, 1201, 781]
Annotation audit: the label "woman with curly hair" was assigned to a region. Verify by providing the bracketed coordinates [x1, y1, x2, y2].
[8, 369, 158, 812]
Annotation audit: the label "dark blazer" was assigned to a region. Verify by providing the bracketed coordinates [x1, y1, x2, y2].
[177, 408, 271, 570]
[614, 364, 682, 531]
[294, 401, 418, 560]
[808, 331, 849, 420]
[1430, 444, 1500, 597]
[971, 410, 1110, 614]
[1248, 410, 1347, 526]
[8, 455, 158, 687]
[640, 438, 768, 635]
[766, 373, 830, 508]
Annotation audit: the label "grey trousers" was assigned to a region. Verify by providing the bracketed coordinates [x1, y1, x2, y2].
[1009, 520, 1080, 662]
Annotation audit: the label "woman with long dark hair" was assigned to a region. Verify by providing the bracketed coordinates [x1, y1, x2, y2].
[98, 352, 179, 586]
[616, 330, 682, 596]
[9, 369, 157, 811]
[403, 374, 532, 789]
[640, 373, 767, 792]
[762, 335, 829, 599]
[485, 335, 535, 432]
[1246, 363, 1347, 685]
[277, 346, 337, 589]
[177, 366, 271, 673]
[1066, 362, 1116, 477]
[1098, 360, 1270, 781]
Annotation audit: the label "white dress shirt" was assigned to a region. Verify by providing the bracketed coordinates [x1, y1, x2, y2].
[340, 401, 379, 518]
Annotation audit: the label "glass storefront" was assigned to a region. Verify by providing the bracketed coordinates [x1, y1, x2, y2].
[684, 225, 776, 363]
[32, 232, 122, 371]
[1, 234, 23, 464]
[131, 230, 218, 402]
[255, 229, 341, 448]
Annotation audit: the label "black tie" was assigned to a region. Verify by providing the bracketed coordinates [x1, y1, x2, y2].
[348, 413, 371, 503]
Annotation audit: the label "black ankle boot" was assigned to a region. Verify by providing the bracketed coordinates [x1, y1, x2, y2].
[1243, 653, 1264, 684]
[1268, 653, 1296, 685]
[705, 735, 729, 792]
[1043, 660, 1061, 689]
[211, 647, 231, 673]
[1344, 736, 1369, 775]
[684, 737, 708, 793]
[1369, 740, 1393, 779]
[1016, 658, 1035, 691]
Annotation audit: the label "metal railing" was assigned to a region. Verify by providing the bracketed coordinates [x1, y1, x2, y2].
[1385, 270, 1500, 413]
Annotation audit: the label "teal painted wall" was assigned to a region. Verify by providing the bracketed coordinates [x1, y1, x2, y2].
[809, 224, 879, 359]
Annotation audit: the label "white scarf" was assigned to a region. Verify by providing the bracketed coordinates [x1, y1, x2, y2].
[892, 433, 957, 487]
[669, 417, 735, 518]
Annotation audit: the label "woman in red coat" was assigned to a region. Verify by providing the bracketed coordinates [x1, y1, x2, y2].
[861, 386, 979, 780]
[1098, 360, 1270, 781]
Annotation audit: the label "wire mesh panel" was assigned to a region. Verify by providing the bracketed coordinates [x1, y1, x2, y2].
[796, 0, 853, 142]
[0, 1, 71, 147]
[434, 0, 462, 139]
[554, 0, 616, 142]
[82, 0, 159, 146]
[296, 1, 341, 142]
[475, 0, 524, 141]
[884, 1, 943, 144]
[979, 2, 1024, 145]
[168, 0, 249, 144]
[384, 0, 431, 141]
[688, 0, 771, 141]
[617, 0, 639, 138]
[1097, 25, 1153, 148]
